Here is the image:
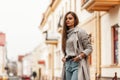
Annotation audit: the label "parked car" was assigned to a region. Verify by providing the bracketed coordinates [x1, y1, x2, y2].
[21, 75, 30, 80]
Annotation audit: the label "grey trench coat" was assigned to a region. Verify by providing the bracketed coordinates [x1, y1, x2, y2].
[61, 27, 93, 80]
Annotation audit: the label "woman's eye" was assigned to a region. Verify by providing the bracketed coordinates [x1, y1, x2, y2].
[66, 17, 72, 20]
[69, 18, 72, 20]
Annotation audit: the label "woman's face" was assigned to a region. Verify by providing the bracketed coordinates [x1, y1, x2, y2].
[66, 14, 75, 29]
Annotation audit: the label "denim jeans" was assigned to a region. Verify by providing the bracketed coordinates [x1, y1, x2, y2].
[65, 60, 79, 80]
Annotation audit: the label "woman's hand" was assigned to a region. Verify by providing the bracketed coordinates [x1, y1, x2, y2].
[72, 53, 85, 62]
[72, 56, 80, 62]
[62, 57, 66, 63]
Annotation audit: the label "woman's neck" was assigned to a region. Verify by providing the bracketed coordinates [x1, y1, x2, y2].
[68, 26, 74, 29]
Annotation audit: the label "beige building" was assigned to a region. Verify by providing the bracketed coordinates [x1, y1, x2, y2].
[0, 46, 7, 75]
[17, 42, 48, 80]
[0, 32, 8, 75]
[39, 0, 120, 80]
[82, 0, 120, 79]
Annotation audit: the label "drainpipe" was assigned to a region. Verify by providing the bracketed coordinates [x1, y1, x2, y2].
[96, 11, 101, 77]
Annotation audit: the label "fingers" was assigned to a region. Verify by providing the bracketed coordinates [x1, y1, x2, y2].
[62, 57, 66, 63]
[72, 56, 80, 62]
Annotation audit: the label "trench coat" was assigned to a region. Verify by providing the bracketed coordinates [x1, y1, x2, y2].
[61, 26, 93, 80]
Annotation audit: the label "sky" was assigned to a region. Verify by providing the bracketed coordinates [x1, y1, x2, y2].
[0, 0, 50, 60]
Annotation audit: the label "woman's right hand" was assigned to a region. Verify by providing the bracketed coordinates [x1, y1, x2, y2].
[62, 57, 66, 63]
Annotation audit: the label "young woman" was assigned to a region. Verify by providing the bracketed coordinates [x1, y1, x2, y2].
[61, 11, 93, 80]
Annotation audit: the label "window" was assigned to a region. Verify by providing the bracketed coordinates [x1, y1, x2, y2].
[111, 24, 119, 64]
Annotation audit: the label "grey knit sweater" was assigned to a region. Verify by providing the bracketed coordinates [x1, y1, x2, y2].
[65, 26, 92, 57]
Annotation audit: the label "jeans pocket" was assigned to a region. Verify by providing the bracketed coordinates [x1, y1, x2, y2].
[66, 66, 72, 72]
[71, 62, 79, 68]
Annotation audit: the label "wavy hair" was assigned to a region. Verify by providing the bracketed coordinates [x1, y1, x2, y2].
[62, 11, 79, 55]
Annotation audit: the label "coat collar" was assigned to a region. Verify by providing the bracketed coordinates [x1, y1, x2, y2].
[74, 26, 80, 33]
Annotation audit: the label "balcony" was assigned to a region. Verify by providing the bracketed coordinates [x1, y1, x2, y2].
[81, 0, 120, 11]
[43, 31, 59, 45]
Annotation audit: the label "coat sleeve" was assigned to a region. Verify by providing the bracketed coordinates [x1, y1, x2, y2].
[78, 29, 93, 56]
[61, 63, 66, 80]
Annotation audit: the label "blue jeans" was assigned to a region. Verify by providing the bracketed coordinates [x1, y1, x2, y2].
[65, 60, 79, 80]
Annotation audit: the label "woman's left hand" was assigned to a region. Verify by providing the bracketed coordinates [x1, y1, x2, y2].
[72, 53, 85, 62]
[72, 56, 80, 62]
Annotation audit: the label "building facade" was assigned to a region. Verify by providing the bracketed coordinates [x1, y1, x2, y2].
[40, 0, 120, 80]
[0, 32, 8, 75]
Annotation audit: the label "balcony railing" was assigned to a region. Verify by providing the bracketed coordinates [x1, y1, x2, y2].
[81, 0, 120, 11]
[43, 31, 59, 45]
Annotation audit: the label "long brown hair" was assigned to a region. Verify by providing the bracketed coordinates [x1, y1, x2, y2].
[62, 11, 79, 55]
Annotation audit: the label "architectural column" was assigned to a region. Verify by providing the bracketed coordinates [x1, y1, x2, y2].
[51, 45, 54, 80]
